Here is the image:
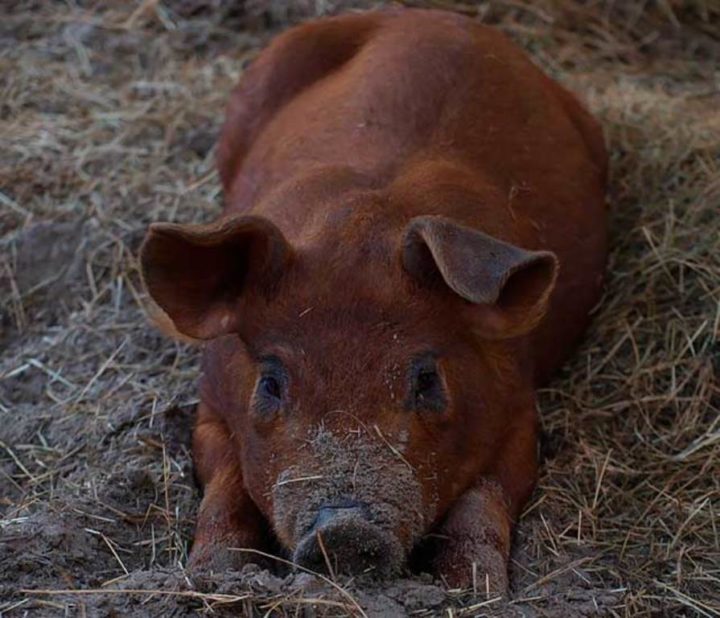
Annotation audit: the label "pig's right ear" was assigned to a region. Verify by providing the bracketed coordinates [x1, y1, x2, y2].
[140, 215, 292, 342]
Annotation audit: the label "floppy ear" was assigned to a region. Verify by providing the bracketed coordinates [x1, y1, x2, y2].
[140, 215, 292, 341]
[402, 216, 558, 339]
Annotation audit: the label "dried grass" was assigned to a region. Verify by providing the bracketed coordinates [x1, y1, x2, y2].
[1, 1, 718, 616]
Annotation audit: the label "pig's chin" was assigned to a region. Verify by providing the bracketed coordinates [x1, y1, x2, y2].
[291, 508, 405, 577]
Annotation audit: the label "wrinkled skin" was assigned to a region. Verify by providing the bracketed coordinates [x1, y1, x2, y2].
[140, 8, 607, 591]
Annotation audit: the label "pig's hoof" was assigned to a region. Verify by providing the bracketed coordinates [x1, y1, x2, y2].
[434, 543, 509, 594]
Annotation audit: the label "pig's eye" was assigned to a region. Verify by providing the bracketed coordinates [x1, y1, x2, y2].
[408, 355, 446, 412]
[259, 375, 281, 400]
[253, 356, 287, 415]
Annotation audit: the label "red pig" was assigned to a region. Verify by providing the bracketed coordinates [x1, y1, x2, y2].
[140, 8, 607, 590]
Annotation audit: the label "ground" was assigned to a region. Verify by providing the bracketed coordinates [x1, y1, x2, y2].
[1, 1, 719, 616]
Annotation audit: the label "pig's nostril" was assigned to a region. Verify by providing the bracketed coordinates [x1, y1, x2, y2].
[310, 502, 368, 533]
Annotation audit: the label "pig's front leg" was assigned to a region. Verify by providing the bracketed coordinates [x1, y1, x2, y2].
[432, 479, 511, 593]
[433, 413, 537, 592]
[188, 403, 268, 572]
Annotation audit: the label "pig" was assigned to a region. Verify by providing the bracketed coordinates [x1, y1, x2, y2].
[139, 8, 607, 591]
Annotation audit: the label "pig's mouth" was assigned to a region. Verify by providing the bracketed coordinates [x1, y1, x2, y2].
[292, 500, 405, 577]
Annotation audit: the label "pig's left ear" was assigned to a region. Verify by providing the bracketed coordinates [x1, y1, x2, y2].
[402, 216, 558, 339]
[140, 215, 292, 342]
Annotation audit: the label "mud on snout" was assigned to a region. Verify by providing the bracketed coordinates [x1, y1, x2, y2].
[272, 426, 433, 578]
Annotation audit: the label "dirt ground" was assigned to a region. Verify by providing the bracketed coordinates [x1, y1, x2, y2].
[1, 1, 719, 616]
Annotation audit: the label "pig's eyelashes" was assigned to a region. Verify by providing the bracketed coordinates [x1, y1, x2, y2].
[253, 356, 287, 416]
[407, 355, 447, 413]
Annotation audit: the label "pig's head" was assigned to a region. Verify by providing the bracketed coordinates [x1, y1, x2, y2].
[140, 212, 557, 576]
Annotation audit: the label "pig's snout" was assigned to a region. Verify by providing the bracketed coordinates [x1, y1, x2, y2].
[293, 502, 403, 577]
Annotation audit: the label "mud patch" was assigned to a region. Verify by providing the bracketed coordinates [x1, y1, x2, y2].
[8, 567, 453, 617]
[0, 220, 90, 336]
